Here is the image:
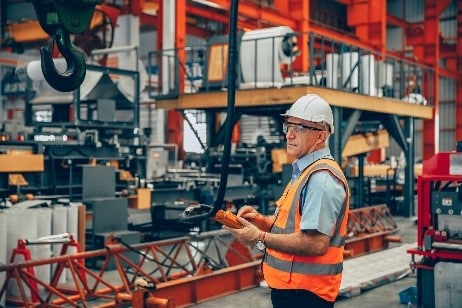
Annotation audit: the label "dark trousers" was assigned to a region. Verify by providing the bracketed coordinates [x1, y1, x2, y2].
[271, 288, 334, 308]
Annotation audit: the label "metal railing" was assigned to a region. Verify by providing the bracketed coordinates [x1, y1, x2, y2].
[0, 230, 261, 307]
[147, 31, 434, 106]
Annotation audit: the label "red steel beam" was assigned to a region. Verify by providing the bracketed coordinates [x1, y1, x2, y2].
[420, 0, 445, 158]
[186, 5, 229, 25]
[438, 66, 461, 80]
[274, 0, 290, 15]
[152, 261, 261, 307]
[309, 23, 369, 50]
[386, 14, 410, 29]
[140, 13, 215, 38]
[346, 0, 387, 53]
[290, 0, 310, 72]
[207, 0, 297, 29]
[186, 5, 264, 31]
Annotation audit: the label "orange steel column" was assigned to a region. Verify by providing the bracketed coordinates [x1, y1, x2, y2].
[289, 0, 309, 73]
[274, 0, 290, 15]
[345, 0, 387, 54]
[457, 1, 462, 143]
[157, 0, 163, 52]
[416, 0, 450, 159]
[176, 0, 186, 94]
[211, 0, 297, 29]
[168, 110, 185, 160]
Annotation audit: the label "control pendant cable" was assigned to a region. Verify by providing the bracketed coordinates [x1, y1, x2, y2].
[180, 0, 241, 228]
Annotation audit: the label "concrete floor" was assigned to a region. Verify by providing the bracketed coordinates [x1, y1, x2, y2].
[193, 216, 418, 308]
[193, 276, 417, 308]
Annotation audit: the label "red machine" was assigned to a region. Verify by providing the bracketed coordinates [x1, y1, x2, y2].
[408, 152, 462, 307]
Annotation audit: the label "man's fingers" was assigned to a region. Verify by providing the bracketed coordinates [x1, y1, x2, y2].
[237, 216, 252, 226]
[237, 205, 257, 217]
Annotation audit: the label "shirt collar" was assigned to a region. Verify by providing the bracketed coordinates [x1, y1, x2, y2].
[292, 147, 332, 179]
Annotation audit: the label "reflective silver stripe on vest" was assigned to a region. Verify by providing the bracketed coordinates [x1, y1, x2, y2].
[265, 253, 343, 275]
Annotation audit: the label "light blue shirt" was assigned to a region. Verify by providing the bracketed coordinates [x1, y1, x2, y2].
[291, 148, 346, 236]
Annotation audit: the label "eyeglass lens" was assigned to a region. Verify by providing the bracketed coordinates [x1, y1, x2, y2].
[283, 122, 323, 133]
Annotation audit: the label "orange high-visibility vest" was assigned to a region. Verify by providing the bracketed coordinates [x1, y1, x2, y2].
[262, 158, 350, 302]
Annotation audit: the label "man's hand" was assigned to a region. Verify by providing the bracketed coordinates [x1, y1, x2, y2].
[223, 217, 261, 246]
[237, 205, 273, 231]
[237, 205, 259, 219]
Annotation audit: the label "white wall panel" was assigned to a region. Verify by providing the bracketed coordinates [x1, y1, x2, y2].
[405, 0, 424, 22]
[386, 27, 403, 51]
[387, 0, 403, 18]
[439, 102, 455, 130]
[440, 131, 456, 152]
[439, 77, 456, 152]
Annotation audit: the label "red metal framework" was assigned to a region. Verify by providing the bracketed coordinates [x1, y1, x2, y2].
[0, 230, 262, 307]
[0, 204, 402, 307]
[345, 204, 401, 258]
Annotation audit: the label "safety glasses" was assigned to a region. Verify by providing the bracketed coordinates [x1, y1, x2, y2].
[282, 122, 324, 134]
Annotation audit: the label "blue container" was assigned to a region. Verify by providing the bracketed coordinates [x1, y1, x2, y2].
[398, 286, 417, 304]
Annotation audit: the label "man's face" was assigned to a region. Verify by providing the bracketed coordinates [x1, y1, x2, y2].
[284, 117, 327, 159]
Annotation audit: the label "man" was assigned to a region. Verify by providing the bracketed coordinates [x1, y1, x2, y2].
[224, 94, 350, 308]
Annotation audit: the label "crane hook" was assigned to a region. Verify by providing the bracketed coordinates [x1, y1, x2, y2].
[40, 28, 87, 92]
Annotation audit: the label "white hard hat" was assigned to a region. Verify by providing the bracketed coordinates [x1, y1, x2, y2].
[281, 94, 334, 134]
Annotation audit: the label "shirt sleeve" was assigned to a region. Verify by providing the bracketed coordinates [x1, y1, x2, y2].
[299, 170, 346, 236]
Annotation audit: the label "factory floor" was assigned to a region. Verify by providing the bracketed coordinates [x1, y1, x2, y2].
[193, 215, 419, 308]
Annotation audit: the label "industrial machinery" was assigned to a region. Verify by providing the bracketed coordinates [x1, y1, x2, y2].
[408, 150, 462, 307]
[203, 144, 279, 186]
[0, 63, 145, 200]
